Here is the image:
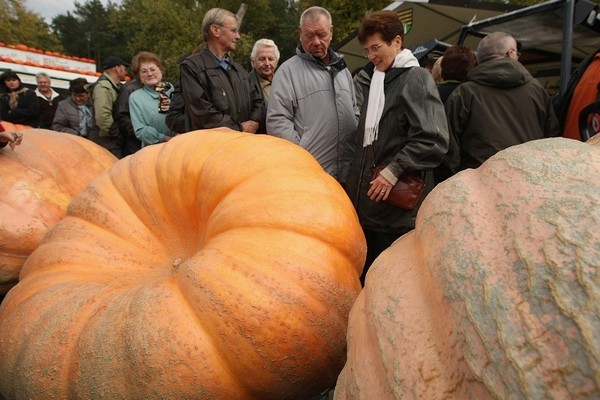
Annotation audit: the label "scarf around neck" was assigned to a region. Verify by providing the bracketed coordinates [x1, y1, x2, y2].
[363, 48, 420, 147]
[8, 87, 28, 111]
[155, 81, 172, 113]
[78, 104, 93, 137]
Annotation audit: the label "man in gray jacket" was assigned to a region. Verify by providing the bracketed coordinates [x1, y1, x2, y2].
[266, 6, 358, 182]
[445, 32, 559, 172]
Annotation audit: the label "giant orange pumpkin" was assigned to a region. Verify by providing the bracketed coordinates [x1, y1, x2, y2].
[335, 138, 600, 399]
[0, 129, 366, 400]
[1, 121, 31, 131]
[0, 129, 117, 295]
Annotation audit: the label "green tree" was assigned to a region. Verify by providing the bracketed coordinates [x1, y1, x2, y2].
[52, 0, 129, 70]
[208, 0, 302, 66]
[296, 0, 390, 47]
[114, 0, 289, 78]
[0, 0, 61, 50]
[52, 13, 88, 56]
[115, 0, 204, 81]
[253, 0, 301, 65]
[225, 0, 279, 67]
[174, 0, 286, 69]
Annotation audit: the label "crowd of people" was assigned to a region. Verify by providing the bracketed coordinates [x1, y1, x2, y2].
[2, 6, 581, 285]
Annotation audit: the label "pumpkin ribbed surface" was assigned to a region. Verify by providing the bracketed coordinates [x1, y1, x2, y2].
[0, 128, 365, 400]
[335, 137, 600, 399]
[0, 129, 117, 295]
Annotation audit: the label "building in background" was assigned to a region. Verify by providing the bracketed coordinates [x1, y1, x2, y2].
[0, 43, 99, 94]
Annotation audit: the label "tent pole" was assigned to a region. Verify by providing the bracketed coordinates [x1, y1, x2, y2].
[560, 0, 575, 97]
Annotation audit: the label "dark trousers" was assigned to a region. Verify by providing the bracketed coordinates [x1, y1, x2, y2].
[361, 228, 410, 286]
[91, 134, 122, 159]
[122, 135, 142, 157]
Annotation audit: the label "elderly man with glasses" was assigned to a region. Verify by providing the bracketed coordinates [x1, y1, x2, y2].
[179, 8, 264, 133]
[444, 31, 559, 172]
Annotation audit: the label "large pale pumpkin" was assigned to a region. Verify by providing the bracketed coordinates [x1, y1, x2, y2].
[335, 137, 600, 399]
[0, 129, 117, 295]
[0, 128, 366, 400]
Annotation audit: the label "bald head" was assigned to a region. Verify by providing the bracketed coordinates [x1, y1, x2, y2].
[476, 32, 519, 64]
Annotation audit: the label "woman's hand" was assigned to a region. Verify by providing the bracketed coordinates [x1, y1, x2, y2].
[158, 93, 171, 113]
[0, 131, 23, 150]
[164, 134, 177, 142]
[367, 173, 392, 202]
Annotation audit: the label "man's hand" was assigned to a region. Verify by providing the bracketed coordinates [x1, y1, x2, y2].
[241, 120, 259, 133]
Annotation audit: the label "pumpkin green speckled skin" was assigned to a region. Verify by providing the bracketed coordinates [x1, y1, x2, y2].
[0, 129, 366, 400]
[0, 129, 117, 296]
[335, 137, 600, 399]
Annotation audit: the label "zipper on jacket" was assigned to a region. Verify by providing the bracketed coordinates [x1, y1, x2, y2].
[353, 146, 368, 211]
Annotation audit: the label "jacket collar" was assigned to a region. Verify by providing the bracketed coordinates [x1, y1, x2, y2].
[199, 47, 239, 72]
[360, 62, 412, 85]
[296, 45, 347, 72]
[35, 88, 60, 101]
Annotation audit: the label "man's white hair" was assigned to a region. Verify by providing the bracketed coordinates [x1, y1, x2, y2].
[251, 39, 280, 62]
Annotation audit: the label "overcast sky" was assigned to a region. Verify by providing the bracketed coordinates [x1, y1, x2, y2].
[25, 0, 117, 22]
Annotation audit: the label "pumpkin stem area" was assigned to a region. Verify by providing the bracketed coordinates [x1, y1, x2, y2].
[172, 258, 183, 268]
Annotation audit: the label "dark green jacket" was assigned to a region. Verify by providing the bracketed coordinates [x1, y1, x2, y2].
[445, 58, 559, 171]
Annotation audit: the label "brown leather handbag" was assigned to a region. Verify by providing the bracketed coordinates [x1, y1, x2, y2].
[372, 166, 425, 210]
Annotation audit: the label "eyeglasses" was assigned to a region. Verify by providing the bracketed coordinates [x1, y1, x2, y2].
[217, 24, 239, 34]
[506, 48, 522, 59]
[363, 42, 385, 57]
[140, 67, 160, 76]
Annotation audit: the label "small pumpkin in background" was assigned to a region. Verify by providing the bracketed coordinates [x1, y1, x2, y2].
[335, 137, 600, 399]
[0, 129, 366, 400]
[0, 129, 117, 295]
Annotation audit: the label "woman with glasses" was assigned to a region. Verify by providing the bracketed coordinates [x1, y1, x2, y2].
[344, 10, 449, 285]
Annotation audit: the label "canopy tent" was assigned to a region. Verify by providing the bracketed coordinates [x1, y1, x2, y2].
[335, 0, 600, 94]
[456, 0, 600, 95]
[335, 0, 521, 73]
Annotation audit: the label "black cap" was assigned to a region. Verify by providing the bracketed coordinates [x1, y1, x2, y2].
[102, 56, 130, 70]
